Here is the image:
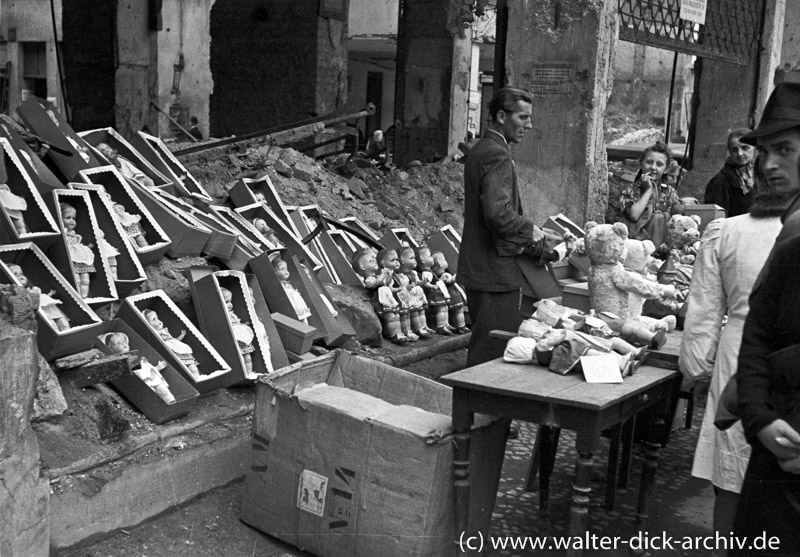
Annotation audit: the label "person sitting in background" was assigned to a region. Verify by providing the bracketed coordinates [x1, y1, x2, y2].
[704, 128, 756, 217]
[618, 141, 684, 247]
[96, 142, 156, 189]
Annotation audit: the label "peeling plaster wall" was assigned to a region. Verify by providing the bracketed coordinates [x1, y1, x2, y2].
[505, 0, 615, 225]
[316, 18, 348, 118]
[116, 0, 155, 138]
[348, 0, 397, 37]
[779, 1, 800, 79]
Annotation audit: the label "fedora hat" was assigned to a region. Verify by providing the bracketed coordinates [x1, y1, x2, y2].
[741, 82, 800, 145]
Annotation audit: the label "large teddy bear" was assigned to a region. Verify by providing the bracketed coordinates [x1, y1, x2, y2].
[623, 237, 677, 332]
[658, 214, 701, 264]
[584, 221, 676, 320]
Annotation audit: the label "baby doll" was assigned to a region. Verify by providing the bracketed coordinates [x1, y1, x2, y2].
[219, 287, 256, 379]
[60, 202, 94, 298]
[112, 202, 149, 249]
[247, 286, 274, 374]
[0, 183, 29, 235]
[272, 258, 311, 324]
[8, 263, 70, 331]
[143, 309, 201, 377]
[105, 332, 175, 404]
[252, 217, 282, 250]
[395, 246, 433, 338]
[378, 248, 418, 341]
[351, 247, 408, 345]
[97, 231, 119, 280]
[416, 245, 456, 336]
[431, 250, 469, 334]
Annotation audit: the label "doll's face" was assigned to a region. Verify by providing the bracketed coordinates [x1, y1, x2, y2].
[221, 290, 234, 312]
[9, 265, 28, 286]
[97, 143, 118, 164]
[145, 311, 164, 331]
[432, 253, 448, 274]
[254, 219, 271, 234]
[379, 250, 400, 271]
[254, 192, 266, 203]
[274, 261, 291, 281]
[61, 207, 77, 231]
[417, 248, 433, 270]
[107, 334, 130, 354]
[358, 251, 379, 276]
[399, 249, 416, 272]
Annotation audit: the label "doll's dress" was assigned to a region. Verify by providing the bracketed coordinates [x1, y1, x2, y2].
[65, 230, 96, 273]
[439, 274, 465, 309]
[282, 281, 312, 321]
[228, 310, 255, 355]
[114, 204, 146, 242]
[35, 289, 70, 329]
[157, 329, 199, 372]
[99, 236, 120, 265]
[395, 271, 426, 310]
[421, 270, 449, 308]
[135, 360, 175, 404]
[364, 274, 400, 316]
[0, 183, 27, 224]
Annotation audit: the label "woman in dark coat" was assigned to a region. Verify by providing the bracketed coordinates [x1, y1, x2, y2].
[704, 128, 756, 217]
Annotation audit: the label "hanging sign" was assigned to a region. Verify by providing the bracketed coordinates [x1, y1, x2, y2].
[680, 0, 708, 25]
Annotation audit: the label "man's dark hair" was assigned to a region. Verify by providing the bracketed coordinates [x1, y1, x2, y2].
[488, 87, 533, 121]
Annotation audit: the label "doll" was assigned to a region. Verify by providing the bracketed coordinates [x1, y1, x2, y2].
[219, 287, 256, 379]
[252, 217, 282, 250]
[272, 258, 311, 324]
[416, 245, 456, 336]
[0, 183, 29, 235]
[396, 246, 433, 338]
[431, 250, 469, 334]
[112, 202, 149, 249]
[97, 231, 119, 280]
[143, 309, 201, 377]
[377, 248, 418, 341]
[8, 263, 70, 331]
[351, 247, 409, 345]
[60, 202, 94, 298]
[247, 286, 274, 374]
[105, 332, 175, 404]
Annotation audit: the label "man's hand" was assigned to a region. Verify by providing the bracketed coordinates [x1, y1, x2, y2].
[757, 419, 800, 461]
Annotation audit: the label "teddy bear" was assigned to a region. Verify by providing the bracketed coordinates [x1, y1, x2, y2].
[657, 214, 701, 264]
[623, 237, 678, 333]
[583, 221, 677, 346]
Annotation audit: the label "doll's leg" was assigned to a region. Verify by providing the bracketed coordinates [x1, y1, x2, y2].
[135, 234, 149, 248]
[450, 308, 470, 334]
[12, 217, 28, 235]
[434, 306, 453, 335]
[410, 310, 432, 337]
[381, 311, 408, 344]
[399, 312, 418, 341]
[79, 273, 91, 297]
[153, 382, 176, 404]
[243, 353, 254, 377]
[54, 317, 71, 331]
[110, 265, 118, 280]
[188, 362, 201, 376]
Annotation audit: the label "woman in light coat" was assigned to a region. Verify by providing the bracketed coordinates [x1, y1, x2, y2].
[680, 178, 790, 557]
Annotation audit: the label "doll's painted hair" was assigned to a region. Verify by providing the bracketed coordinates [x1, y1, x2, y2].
[350, 247, 375, 271]
[376, 248, 397, 267]
[143, 309, 158, 321]
[431, 251, 448, 268]
[219, 287, 233, 301]
[271, 257, 285, 269]
[59, 202, 77, 216]
[105, 332, 129, 348]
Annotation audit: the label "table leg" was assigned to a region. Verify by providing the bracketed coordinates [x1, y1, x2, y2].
[539, 426, 561, 513]
[632, 414, 666, 556]
[618, 416, 635, 489]
[452, 388, 475, 554]
[605, 423, 622, 511]
[567, 451, 594, 557]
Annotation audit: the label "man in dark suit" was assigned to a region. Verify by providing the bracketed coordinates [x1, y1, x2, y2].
[458, 87, 552, 367]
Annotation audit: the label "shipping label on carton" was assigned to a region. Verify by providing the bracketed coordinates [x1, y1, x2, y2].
[297, 470, 327, 517]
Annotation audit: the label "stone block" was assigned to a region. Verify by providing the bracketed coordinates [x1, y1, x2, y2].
[0, 329, 38, 455]
[32, 353, 68, 422]
[325, 283, 382, 347]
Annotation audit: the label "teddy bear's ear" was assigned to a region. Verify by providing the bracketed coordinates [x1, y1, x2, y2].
[690, 214, 701, 226]
[643, 240, 655, 254]
[584, 221, 598, 232]
[612, 222, 629, 239]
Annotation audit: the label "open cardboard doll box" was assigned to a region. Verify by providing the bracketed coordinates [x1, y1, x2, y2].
[78, 127, 173, 189]
[0, 242, 108, 360]
[116, 290, 232, 395]
[240, 350, 507, 557]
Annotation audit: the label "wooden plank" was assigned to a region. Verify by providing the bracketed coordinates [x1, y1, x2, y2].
[59, 352, 139, 387]
[54, 349, 105, 370]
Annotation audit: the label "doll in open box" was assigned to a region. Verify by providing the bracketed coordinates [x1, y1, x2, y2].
[7, 263, 70, 331]
[142, 308, 202, 377]
[272, 257, 312, 325]
[0, 182, 29, 235]
[252, 217, 282, 250]
[94, 184, 150, 249]
[247, 286, 274, 373]
[219, 287, 257, 379]
[59, 202, 95, 298]
[104, 332, 175, 404]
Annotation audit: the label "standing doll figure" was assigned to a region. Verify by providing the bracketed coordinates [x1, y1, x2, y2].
[8, 263, 70, 331]
[60, 203, 94, 298]
[248, 286, 274, 374]
[0, 183, 29, 235]
[143, 309, 201, 377]
[97, 231, 119, 280]
[377, 248, 417, 341]
[431, 251, 469, 334]
[252, 218, 282, 250]
[113, 203, 149, 249]
[272, 258, 312, 324]
[397, 246, 433, 338]
[416, 245, 454, 335]
[351, 248, 408, 345]
[219, 287, 256, 379]
[105, 332, 175, 404]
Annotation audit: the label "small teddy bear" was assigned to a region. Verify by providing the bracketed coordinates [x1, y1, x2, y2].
[583, 221, 677, 321]
[657, 214, 701, 264]
[623, 237, 677, 333]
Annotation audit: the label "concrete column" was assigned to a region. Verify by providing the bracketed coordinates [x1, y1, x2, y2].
[394, 0, 472, 166]
[116, 0, 157, 139]
[777, 0, 800, 82]
[504, 0, 617, 225]
[0, 288, 49, 557]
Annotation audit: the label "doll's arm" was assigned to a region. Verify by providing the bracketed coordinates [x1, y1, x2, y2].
[176, 329, 187, 341]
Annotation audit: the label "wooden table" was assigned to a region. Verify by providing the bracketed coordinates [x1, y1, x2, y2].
[440, 358, 682, 557]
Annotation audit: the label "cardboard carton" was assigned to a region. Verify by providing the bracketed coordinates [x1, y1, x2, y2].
[315, 227, 364, 287]
[116, 290, 232, 395]
[94, 320, 199, 424]
[236, 203, 322, 271]
[204, 205, 266, 270]
[542, 213, 585, 238]
[684, 203, 726, 235]
[228, 175, 300, 236]
[339, 216, 382, 243]
[271, 312, 316, 355]
[163, 196, 239, 259]
[0, 137, 61, 249]
[561, 281, 591, 313]
[240, 351, 506, 557]
[379, 227, 420, 251]
[69, 183, 147, 297]
[288, 205, 339, 284]
[129, 131, 212, 203]
[0, 243, 108, 360]
[424, 225, 461, 275]
[78, 127, 172, 189]
[77, 166, 171, 264]
[327, 229, 358, 260]
[0, 119, 65, 209]
[243, 273, 290, 370]
[50, 189, 118, 305]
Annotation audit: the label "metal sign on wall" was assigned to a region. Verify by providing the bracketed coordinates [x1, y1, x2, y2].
[617, 0, 763, 66]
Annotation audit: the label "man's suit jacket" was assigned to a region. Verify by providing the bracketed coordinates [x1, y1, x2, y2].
[457, 131, 535, 292]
